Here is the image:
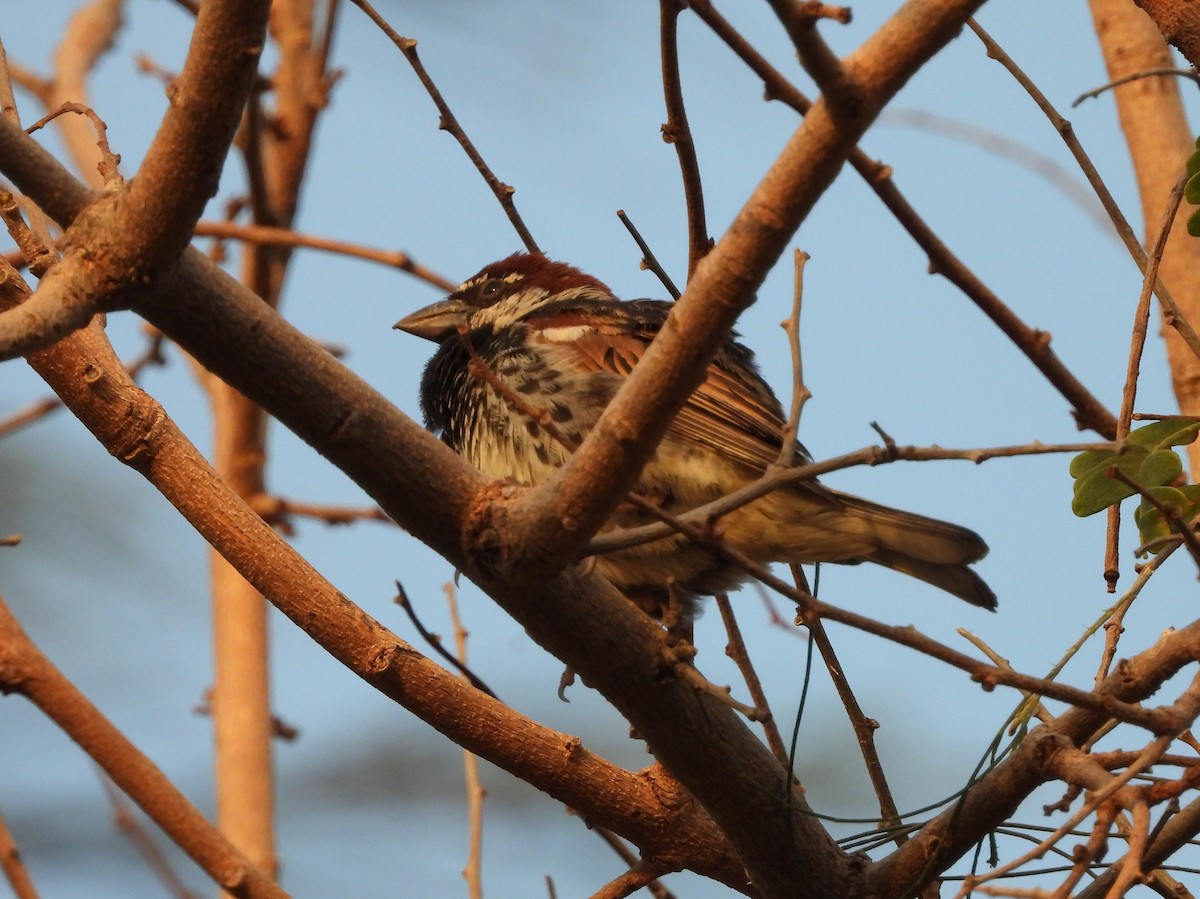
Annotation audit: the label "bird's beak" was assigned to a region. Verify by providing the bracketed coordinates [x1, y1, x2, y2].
[393, 298, 472, 342]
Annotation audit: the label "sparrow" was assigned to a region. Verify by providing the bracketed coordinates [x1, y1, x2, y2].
[395, 252, 995, 615]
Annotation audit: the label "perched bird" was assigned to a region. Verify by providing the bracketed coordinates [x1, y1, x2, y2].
[396, 252, 995, 615]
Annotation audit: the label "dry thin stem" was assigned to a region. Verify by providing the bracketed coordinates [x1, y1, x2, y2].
[958, 629, 1052, 725]
[1117, 169, 1188, 438]
[767, 0, 854, 109]
[587, 440, 1112, 557]
[348, 0, 539, 253]
[775, 249, 812, 465]
[1074, 67, 1200, 107]
[24, 101, 121, 186]
[0, 808, 39, 899]
[968, 19, 1200, 365]
[589, 859, 676, 899]
[590, 829, 678, 899]
[659, 0, 709, 277]
[616, 209, 680, 299]
[795, 589, 905, 843]
[688, 0, 1118, 439]
[714, 594, 790, 767]
[395, 583, 499, 699]
[248, 494, 393, 529]
[99, 776, 201, 899]
[446, 584, 484, 899]
[1102, 171, 1191, 588]
[193, 220, 457, 291]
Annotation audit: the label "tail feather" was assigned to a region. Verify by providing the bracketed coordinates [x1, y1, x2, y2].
[826, 490, 995, 609]
[866, 548, 996, 609]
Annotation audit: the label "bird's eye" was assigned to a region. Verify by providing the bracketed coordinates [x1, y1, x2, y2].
[479, 280, 503, 300]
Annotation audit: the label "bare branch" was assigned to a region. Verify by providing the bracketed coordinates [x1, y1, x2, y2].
[689, 0, 1119, 438]
[659, 0, 709, 277]
[0, 595, 289, 899]
[193, 220, 457, 290]
[0, 808, 39, 899]
[347, 0, 539, 253]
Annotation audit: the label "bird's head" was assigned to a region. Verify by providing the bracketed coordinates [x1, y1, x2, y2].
[394, 252, 615, 341]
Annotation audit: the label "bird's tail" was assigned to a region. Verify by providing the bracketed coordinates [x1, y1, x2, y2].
[819, 490, 996, 610]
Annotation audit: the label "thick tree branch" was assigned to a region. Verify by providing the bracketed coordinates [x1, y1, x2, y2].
[0, 0, 270, 359]
[0, 110, 849, 898]
[7, 273, 746, 890]
[1133, 0, 1200, 67]
[0, 595, 289, 899]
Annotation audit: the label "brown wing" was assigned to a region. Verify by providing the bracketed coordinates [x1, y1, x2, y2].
[527, 299, 791, 473]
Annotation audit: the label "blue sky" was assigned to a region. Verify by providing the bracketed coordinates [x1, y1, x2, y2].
[2, 2, 1197, 896]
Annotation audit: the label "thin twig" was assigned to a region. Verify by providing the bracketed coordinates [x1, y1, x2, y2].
[393, 582, 499, 699]
[968, 19, 1200, 365]
[689, 0, 1119, 439]
[1104, 170, 1190, 590]
[193, 221, 457, 291]
[617, 210, 680, 299]
[590, 829, 677, 899]
[775, 249, 812, 465]
[589, 859, 676, 899]
[587, 440, 1113, 557]
[1108, 465, 1200, 571]
[958, 629, 1053, 725]
[793, 567, 905, 844]
[658, 0, 709, 278]
[446, 584, 484, 899]
[1074, 67, 1200, 107]
[0, 807, 40, 899]
[24, 101, 121, 187]
[99, 776, 200, 899]
[766, 0, 854, 109]
[248, 494, 394, 531]
[348, 0, 539, 253]
[714, 594, 790, 767]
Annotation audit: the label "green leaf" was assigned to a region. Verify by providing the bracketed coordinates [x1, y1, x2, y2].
[1190, 207, 1200, 238]
[1187, 172, 1200, 204]
[1139, 448, 1183, 487]
[1071, 449, 1145, 517]
[1134, 486, 1200, 553]
[1069, 448, 1121, 478]
[1126, 417, 1200, 451]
